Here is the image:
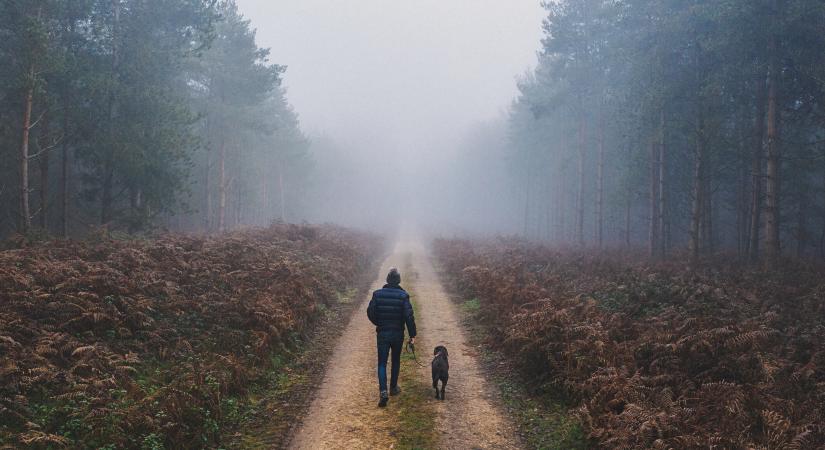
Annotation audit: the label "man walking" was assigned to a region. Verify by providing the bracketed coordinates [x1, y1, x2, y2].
[367, 267, 417, 407]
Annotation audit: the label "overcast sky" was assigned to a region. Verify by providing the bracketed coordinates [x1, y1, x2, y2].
[235, 0, 545, 168]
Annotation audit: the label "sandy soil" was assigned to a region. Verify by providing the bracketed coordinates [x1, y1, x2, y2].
[288, 238, 520, 450]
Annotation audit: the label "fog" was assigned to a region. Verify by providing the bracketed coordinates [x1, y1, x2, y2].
[4, 0, 822, 261]
[236, 0, 544, 233]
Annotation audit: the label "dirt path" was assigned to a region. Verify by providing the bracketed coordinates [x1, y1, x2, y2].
[289, 238, 520, 449]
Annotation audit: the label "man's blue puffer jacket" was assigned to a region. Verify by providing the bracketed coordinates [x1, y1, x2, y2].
[367, 283, 417, 337]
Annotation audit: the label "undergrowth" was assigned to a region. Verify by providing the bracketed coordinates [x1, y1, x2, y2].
[0, 224, 383, 448]
[457, 294, 589, 449]
[434, 237, 825, 449]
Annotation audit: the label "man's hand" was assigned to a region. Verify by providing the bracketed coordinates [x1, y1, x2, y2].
[410, 336, 416, 345]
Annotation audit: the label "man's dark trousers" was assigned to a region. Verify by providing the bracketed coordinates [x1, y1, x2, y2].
[377, 329, 404, 393]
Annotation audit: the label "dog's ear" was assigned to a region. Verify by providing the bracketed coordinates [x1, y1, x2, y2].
[442, 347, 448, 358]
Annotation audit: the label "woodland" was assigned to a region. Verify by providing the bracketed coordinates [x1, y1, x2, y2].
[0, 1, 310, 238]
[2, 0, 825, 449]
[508, 0, 825, 268]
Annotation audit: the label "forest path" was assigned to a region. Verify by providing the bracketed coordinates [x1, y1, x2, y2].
[288, 237, 520, 449]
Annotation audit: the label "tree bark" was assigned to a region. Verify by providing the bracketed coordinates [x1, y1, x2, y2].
[204, 140, 212, 231]
[523, 164, 531, 238]
[625, 139, 633, 248]
[20, 85, 34, 233]
[218, 137, 226, 232]
[576, 113, 586, 247]
[763, 34, 781, 269]
[39, 112, 50, 230]
[737, 150, 747, 256]
[624, 195, 631, 248]
[544, 171, 553, 241]
[658, 109, 667, 257]
[596, 106, 605, 249]
[820, 151, 825, 259]
[101, 0, 120, 225]
[689, 118, 705, 262]
[796, 186, 808, 258]
[649, 138, 659, 257]
[554, 167, 564, 242]
[748, 75, 766, 261]
[278, 160, 286, 221]
[61, 92, 71, 237]
[705, 180, 715, 253]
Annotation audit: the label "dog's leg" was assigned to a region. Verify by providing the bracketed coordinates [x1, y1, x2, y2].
[433, 378, 440, 399]
[440, 377, 447, 400]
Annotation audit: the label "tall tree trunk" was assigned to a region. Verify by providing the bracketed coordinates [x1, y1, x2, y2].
[235, 184, 242, 226]
[576, 113, 586, 247]
[596, 106, 605, 249]
[624, 196, 631, 248]
[100, 168, 114, 224]
[689, 119, 705, 262]
[218, 137, 226, 232]
[39, 113, 50, 230]
[559, 172, 567, 241]
[554, 168, 564, 242]
[204, 146, 212, 231]
[820, 151, 825, 259]
[764, 35, 781, 269]
[737, 152, 747, 257]
[545, 171, 553, 241]
[705, 181, 715, 253]
[61, 92, 71, 237]
[748, 75, 766, 261]
[101, 0, 120, 225]
[20, 85, 34, 233]
[625, 140, 633, 248]
[658, 109, 667, 257]
[796, 186, 808, 258]
[278, 161, 286, 221]
[260, 174, 268, 225]
[649, 138, 659, 257]
[523, 165, 531, 238]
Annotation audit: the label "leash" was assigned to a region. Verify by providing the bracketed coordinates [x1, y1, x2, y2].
[405, 339, 427, 368]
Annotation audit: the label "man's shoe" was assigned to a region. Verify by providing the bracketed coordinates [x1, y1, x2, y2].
[378, 391, 389, 407]
[390, 386, 401, 396]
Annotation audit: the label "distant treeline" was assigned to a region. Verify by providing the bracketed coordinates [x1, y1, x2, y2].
[0, 0, 310, 237]
[509, 0, 825, 266]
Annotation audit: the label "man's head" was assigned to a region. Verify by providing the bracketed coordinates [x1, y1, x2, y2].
[387, 267, 401, 285]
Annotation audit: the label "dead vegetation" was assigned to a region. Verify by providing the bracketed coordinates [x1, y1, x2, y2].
[434, 238, 825, 449]
[0, 224, 382, 448]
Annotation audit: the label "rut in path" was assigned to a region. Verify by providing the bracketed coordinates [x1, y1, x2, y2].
[288, 238, 520, 449]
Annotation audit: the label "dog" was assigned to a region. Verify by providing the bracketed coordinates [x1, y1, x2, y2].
[431, 345, 449, 400]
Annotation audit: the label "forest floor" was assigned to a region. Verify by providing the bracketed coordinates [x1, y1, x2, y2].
[288, 237, 521, 450]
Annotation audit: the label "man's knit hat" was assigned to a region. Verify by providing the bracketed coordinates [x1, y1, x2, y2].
[387, 267, 401, 285]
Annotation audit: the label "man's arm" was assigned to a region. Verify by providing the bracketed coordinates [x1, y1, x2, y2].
[403, 295, 417, 338]
[367, 294, 378, 325]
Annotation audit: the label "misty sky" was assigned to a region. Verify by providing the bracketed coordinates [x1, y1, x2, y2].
[235, 0, 545, 168]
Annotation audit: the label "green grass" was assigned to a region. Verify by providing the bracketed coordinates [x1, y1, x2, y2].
[493, 376, 587, 450]
[462, 298, 480, 312]
[336, 287, 358, 304]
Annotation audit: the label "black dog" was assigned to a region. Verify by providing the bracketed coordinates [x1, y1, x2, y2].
[431, 345, 449, 400]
